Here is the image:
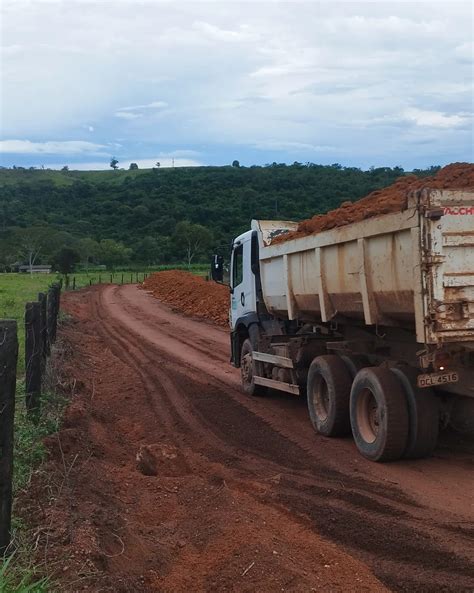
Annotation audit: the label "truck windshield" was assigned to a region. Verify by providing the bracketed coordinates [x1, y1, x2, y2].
[232, 244, 243, 288]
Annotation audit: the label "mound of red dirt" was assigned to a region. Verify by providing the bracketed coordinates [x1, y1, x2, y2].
[273, 162, 474, 244]
[142, 270, 229, 326]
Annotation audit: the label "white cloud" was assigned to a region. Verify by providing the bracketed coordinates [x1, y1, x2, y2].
[254, 140, 335, 152]
[114, 111, 143, 120]
[0, 139, 107, 155]
[402, 108, 471, 129]
[192, 21, 254, 43]
[117, 100, 168, 112]
[1, 44, 24, 55]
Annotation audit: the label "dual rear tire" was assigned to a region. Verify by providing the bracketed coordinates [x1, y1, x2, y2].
[307, 355, 352, 437]
[307, 356, 440, 462]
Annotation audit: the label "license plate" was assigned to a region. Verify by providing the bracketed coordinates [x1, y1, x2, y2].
[417, 372, 459, 388]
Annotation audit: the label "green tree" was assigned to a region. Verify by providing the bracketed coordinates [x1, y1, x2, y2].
[77, 237, 100, 270]
[172, 221, 213, 266]
[11, 226, 65, 272]
[110, 157, 119, 170]
[129, 163, 139, 170]
[134, 236, 160, 265]
[53, 246, 80, 275]
[99, 239, 132, 270]
[232, 160, 240, 168]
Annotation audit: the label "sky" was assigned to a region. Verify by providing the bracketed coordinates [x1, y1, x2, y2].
[0, 0, 473, 171]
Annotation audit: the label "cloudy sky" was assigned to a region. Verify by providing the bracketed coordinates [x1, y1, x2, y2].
[1, 0, 472, 170]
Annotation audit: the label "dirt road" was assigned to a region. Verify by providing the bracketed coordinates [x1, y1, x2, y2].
[38, 285, 473, 592]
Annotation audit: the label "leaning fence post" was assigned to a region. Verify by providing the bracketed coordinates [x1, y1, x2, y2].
[25, 302, 42, 418]
[38, 292, 47, 371]
[0, 321, 18, 556]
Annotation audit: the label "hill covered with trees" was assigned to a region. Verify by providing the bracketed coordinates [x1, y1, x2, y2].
[0, 163, 439, 269]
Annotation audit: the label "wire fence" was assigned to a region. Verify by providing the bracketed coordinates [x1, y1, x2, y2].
[0, 282, 61, 556]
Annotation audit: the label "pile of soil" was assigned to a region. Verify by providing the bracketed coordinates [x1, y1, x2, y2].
[273, 162, 474, 243]
[142, 270, 229, 326]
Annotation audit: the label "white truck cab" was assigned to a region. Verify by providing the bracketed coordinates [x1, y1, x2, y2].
[230, 230, 257, 331]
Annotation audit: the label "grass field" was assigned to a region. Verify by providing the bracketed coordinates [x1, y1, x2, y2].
[0, 265, 209, 372]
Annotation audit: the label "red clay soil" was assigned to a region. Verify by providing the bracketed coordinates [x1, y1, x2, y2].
[21, 286, 390, 593]
[142, 270, 229, 326]
[273, 162, 474, 243]
[20, 285, 474, 593]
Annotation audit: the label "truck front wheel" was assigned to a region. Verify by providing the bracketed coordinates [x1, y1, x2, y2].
[240, 339, 267, 396]
[350, 367, 409, 462]
[307, 355, 352, 437]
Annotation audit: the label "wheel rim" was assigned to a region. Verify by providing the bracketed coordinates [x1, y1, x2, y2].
[241, 352, 253, 387]
[313, 375, 330, 422]
[356, 388, 379, 443]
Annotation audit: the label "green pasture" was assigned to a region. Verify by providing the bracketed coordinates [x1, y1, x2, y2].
[0, 264, 209, 372]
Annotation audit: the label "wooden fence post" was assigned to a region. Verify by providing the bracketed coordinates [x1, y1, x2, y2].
[130, 274, 133, 284]
[38, 292, 47, 371]
[0, 321, 18, 556]
[25, 302, 42, 418]
[121, 273, 124, 285]
[47, 286, 56, 348]
[72, 276, 76, 290]
[50, 284, 61, 344]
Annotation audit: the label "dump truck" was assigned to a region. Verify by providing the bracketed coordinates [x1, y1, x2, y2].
[220, 188, 474, 461]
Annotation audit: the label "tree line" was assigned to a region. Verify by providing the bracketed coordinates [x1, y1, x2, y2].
[0, 162, 439, 271]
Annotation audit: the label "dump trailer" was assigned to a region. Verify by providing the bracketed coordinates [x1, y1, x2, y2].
[225, 188, 474, 461]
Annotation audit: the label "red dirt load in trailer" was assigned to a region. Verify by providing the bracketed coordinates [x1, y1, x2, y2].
[272, 162, 474, 244]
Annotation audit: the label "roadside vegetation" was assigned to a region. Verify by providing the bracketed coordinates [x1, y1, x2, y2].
[1, 381, 67, 592]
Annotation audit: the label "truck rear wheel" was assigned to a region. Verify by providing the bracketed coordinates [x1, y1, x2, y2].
[391, 367, 439, 459]
[350, 367, 409, 462]
[307, 355, 352, 437]
[240, 339, 267, 396]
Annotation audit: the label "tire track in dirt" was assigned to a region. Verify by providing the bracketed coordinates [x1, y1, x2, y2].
[92, 285, 474, 592]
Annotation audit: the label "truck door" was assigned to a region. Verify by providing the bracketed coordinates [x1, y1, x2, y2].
[230, 234, 256, 330]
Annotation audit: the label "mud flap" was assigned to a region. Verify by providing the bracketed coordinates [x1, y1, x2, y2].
[230, 331, 241, 367]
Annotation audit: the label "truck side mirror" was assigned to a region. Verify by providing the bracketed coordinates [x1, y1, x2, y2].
[210, 255, 224, 283]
